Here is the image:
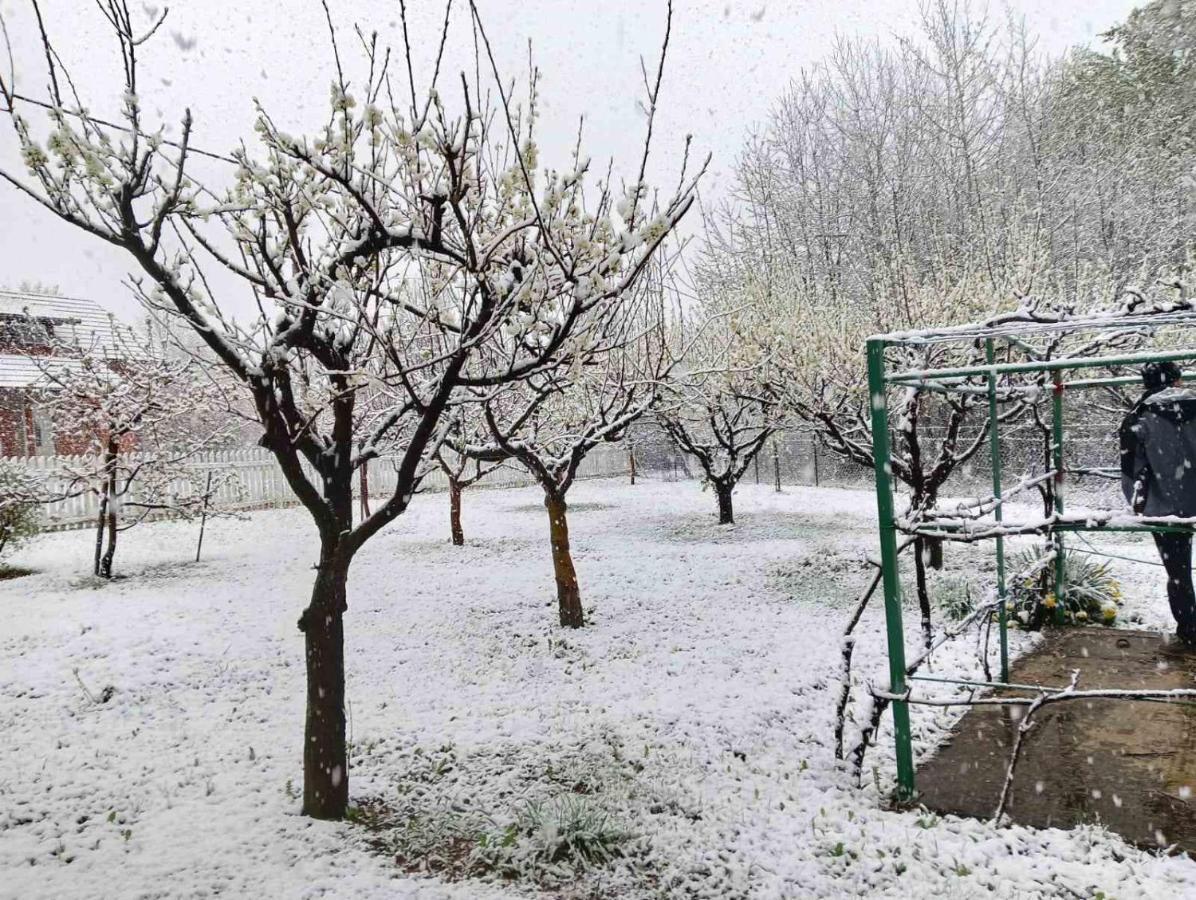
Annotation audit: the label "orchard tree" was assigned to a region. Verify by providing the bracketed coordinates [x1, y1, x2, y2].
[749, 279, 1008, 646]
[26, 318, 236, 577]
[0, 1, 699, 818]
[657, 319, 780, 524]
[434, 412, 505, 546]
[463, 273, 677, 627]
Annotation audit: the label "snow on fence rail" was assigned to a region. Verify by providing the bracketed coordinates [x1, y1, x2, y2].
[11, 444, 631, 531]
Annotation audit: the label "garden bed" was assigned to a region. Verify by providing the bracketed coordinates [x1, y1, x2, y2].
[917, 627, 1196, 854]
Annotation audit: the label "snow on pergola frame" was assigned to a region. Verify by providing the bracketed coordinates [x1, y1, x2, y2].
[863, 300, 1196, 808]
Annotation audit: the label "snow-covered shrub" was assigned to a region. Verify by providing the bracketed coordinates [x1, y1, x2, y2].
[476, 795, 635, 876]
[0, 464, 41, 563]
[350, 737, 658, 891]
[1007, 544, 1121, 629]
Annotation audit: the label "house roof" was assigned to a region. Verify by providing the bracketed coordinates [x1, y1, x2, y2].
[0, 290, 124, 350]
[0, 290, 129, 389]
[0, 355, 92, 389]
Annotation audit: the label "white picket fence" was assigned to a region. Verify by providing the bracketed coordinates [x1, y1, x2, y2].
[13, 443, 632, 531]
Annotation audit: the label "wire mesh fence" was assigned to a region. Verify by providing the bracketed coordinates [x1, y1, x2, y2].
[630, 419, 1131, 511]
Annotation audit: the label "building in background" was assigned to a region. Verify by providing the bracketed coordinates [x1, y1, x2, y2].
[0, 289, 124, 456]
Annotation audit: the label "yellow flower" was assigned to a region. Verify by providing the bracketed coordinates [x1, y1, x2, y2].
[1102, 605, 1117, 622]
[1043, 594, 1057, 609]
[1076, 610, 1088, 621]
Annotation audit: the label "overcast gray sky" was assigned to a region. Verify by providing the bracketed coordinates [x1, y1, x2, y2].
[0, 0, 1139, 317]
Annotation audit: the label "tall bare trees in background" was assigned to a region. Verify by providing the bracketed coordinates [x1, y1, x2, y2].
[703, 0, 1193, 643]
[1048, 0, 1195, 281]
[0, 0, 698, 818]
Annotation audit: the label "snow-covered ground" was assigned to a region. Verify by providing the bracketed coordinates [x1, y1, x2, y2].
[1, 478, 1193, 899]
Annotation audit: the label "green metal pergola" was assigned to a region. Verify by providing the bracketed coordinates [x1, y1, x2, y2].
[866, 307, 1196, 801]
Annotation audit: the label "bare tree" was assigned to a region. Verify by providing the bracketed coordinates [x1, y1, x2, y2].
[434, 414, 505, 546]
[0, 1, 699, 818]
[656, 319, 779, 524]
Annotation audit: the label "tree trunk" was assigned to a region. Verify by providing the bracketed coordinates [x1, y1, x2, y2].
[629, 446, 637, 485]
[97, 440, 118, 578]
[925, 489, 943, 570]
[545, 492, 583, 628]
[928, 537, 943, 570]
[715, 480, 734, 525]
[1040, 428, 1055, 518]
[99, 502, 117, 578]
[449, 479, 464, 546]
[93, 495, 107, 577]
[913, 536, 933, 649]
[358, 460, 370, 522]
[905, 405, 932, 647]
[298, 552, 349, 819]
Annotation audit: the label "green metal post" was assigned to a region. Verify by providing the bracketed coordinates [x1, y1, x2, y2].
[866, 338, 916, 800]
[985, 339, 1009, 682]
[1051, 371, 1066, 625]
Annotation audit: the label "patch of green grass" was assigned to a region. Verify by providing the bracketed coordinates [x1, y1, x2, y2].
[348, 738, 659, 891]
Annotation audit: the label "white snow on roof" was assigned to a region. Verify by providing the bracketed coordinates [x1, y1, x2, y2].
[0, 355, 93, 389]
[0, 289, 124, 355]
[0, 290, 139, 389]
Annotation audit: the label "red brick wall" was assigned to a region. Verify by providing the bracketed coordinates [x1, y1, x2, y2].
[0, 392, 29, 456]
[0, 389, 139, 458]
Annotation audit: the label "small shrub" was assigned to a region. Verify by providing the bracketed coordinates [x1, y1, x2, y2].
[526, 795, 631, 865]
[352, 740, 655, 891]
[933, 574, 979, 622]
[1007, 544, 1120, 629]
[0, 463, 41, 562]
[475, 795, 634, 878]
